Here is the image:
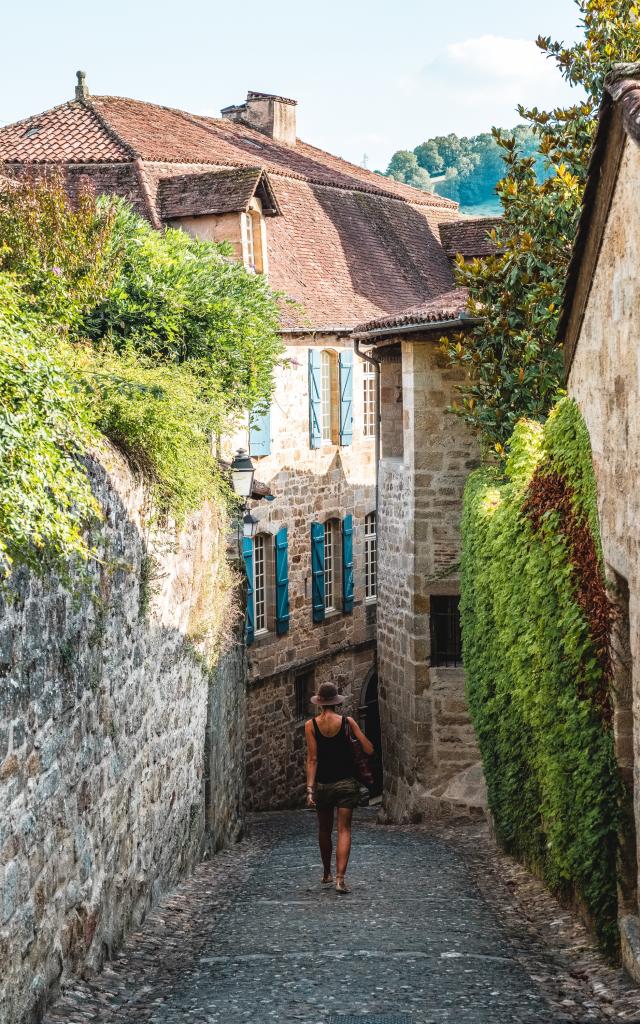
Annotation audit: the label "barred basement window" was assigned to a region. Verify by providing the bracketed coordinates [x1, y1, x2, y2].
[429, 595, 462, 667]
[324, 520, 338, 611]
[254, 533, 269, 633]
[363, 367, 376, 437]
[364, 512, 377, 601]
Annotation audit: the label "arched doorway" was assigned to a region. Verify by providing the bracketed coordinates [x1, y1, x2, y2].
[360, 671, 383, 797]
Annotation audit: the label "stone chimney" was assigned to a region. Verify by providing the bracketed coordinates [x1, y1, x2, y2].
[221, 91, 297, 147]
[75, 70, 90, 102]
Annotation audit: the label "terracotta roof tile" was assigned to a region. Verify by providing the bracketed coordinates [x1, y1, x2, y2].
[0, 101, 130, 163]
[0, 91, 466, 330]
[354, 288, 469, 334]
[158, 167, 279, 219]
[439, 217, 502, 258]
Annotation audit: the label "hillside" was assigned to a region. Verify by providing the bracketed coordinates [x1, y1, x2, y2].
[380, 126, 546, 216]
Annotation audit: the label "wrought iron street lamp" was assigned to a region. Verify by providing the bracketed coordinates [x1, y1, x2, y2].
[243, 513, 259, 540]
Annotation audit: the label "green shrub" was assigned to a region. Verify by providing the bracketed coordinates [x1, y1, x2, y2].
[76, 349, 225, 520]
[461, 398, 622, 954]
[0, 276, 99, 578]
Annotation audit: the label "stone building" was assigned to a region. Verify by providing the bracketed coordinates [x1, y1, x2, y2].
[559, 62, 640, 980]
[0, 73, 479, 809]
[353, 280, 493, 824]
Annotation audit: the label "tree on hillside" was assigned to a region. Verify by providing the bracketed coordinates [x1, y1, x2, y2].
[385, 150, 433, 190]
[442, 0, 640, 452]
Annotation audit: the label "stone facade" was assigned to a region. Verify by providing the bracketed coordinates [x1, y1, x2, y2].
[566, 133, 640, 977]
[232, 334, 377, 809]
[0, 445, 246, 1024]
[373, 335, 483, 822]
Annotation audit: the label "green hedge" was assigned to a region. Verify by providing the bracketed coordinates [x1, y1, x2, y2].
[461, 398, 622, 954]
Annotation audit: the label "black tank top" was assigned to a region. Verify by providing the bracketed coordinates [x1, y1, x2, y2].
[313, 717, 354, 783]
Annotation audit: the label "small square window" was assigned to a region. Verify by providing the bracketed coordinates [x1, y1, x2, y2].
[430, 595, 462, 667]
[295, 671, 314, 720]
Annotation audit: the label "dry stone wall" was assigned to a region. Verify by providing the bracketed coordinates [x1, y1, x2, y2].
[0, 444, 245, 1024]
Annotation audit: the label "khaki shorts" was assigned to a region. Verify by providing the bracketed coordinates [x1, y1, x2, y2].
[315, 777, 360, 809]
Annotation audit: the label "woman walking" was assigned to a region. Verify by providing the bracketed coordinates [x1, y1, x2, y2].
[305, 682, 374, 893]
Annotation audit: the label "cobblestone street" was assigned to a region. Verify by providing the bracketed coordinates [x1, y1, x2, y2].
[44, 812, 640, 1024]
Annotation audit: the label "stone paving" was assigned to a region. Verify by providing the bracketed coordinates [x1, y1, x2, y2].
[44, 811, 640, 1024]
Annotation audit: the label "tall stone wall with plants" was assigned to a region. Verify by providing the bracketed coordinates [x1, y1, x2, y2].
[461, 399, 622, 954]
[0, 444, 244, 1024]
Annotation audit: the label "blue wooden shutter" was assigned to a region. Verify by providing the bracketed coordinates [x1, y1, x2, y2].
[249, 406, 271, 457]
[342, 514, 354, 614]
[339, 350, 353, 446]
[275, 526, 290, 635]
[308, 349, 322, 449]
[311, 521, 325, 622]
[242, 537, 255, 645]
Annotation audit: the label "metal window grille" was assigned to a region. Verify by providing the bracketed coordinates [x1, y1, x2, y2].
[254, 534, 267, 632]
[295, 670, 314, 720]
[365, 512, 377, 601]
[324, 521, 335, 611]
[321, 351, 333, 441]
[363, 368, 376, 437]
[430, 595, 462, 667]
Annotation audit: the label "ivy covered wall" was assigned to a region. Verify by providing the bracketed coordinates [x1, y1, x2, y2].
[461, 399, 622, 953]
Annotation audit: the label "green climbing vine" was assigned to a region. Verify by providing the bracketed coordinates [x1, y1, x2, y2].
[461, 398, 622, 954]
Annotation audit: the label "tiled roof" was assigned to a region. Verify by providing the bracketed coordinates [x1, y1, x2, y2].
[158, 167, 279, 219]
[354, 288, 470, 335]
[0, 101, 131, 163]
[0, 90, 465, 330]
[438, 217, 502, 258]
[0, 95, 457, 209]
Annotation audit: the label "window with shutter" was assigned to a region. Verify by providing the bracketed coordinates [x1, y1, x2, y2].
[242, 537, 255, 645]
[249, 406, 271, 457]
[342, 514, 354, 613]
[339, 351, 353, 446]
[275, 526, 290, 635]
[308, 350, 322, 449]
[310, 521, 325, 622]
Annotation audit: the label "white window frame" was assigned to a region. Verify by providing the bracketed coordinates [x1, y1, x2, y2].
[363, 366, 376, 438]
[254, 533, 269, 634]
[365, 512, 377, 603]
[243, 212, 256, 273]
[324, 520, 336, 612]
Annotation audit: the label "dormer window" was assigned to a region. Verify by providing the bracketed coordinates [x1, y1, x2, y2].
[242, 199, 268, 276]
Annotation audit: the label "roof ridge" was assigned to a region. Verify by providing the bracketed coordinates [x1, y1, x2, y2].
[90, 95, 458, 209]
[83, 97, 138, 159]
[0, 98, 77, 132]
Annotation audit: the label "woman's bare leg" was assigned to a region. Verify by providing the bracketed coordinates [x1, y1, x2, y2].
[336, 807, 353, 889]
[317, 806, 334, 881]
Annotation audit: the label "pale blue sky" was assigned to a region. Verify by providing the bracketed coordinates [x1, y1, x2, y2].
[2, 0, 583, 169]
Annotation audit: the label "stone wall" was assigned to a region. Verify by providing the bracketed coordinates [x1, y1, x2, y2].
[567, 135, 640, 979]
[377, 337, 483, 823]
[0, 444, 246, 1024]
[229, 334, 377, 809]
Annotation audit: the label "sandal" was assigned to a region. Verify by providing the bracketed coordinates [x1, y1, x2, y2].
[336, 876, 351, 894]
[321, 873, 333, 884]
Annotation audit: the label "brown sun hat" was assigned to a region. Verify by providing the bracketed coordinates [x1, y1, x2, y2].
[310, 682, 345, 706]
